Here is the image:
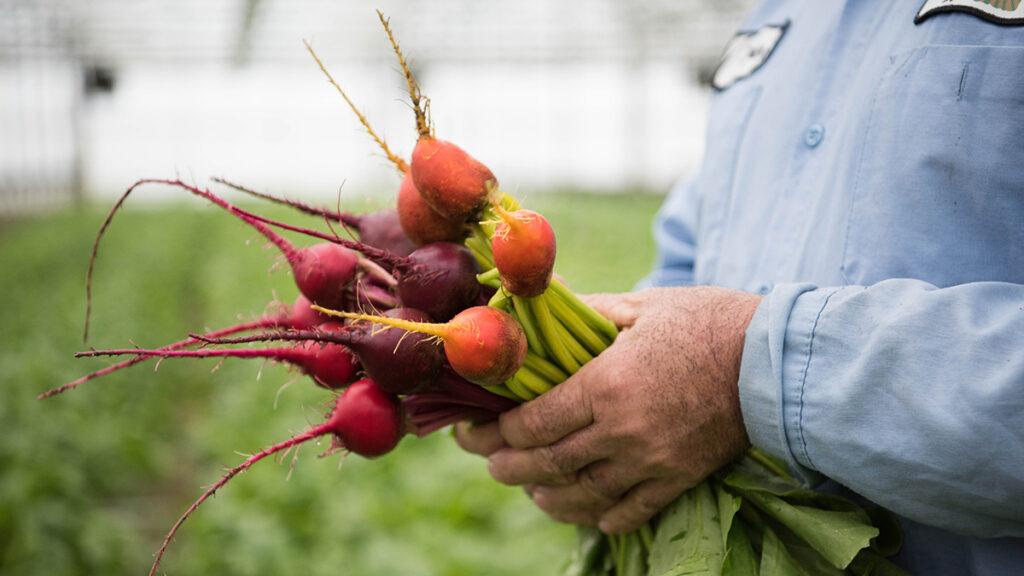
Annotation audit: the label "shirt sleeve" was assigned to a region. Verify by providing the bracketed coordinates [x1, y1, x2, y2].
[636, 176, 701, 289]
[737, 279, 1024, 538]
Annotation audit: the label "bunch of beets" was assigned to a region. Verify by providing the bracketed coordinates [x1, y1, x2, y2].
[45, 13, 907, 576]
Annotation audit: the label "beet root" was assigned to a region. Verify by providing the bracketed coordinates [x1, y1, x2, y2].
[411, 137, 497, 221]
[491, 208, 557, 297]
[291, 243, 360, 310]
[397, 171, 467, 245]
[395, 242, 480, 321]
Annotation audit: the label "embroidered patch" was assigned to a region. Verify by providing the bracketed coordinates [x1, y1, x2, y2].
[711, 22, 788, 91]
[916, 0, 1024, 25]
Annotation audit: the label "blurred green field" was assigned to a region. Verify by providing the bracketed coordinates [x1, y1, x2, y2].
[0, 191, 663, 575]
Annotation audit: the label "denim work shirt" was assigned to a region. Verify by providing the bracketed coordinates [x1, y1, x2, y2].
[642, 1, 1024, 574]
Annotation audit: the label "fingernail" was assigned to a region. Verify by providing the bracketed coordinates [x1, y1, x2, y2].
[598, 519, 614, 534]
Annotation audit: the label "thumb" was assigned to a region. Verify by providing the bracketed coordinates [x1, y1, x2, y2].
[580, 292, 642, 329]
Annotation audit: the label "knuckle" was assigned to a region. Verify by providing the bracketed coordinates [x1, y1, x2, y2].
[633, 493, 664, 516]
[504, 407, 549, 447]
[534, 445, 571, 477]
[577, 466, 618, 502]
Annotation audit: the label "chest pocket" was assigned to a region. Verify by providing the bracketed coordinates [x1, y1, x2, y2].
[693, 86, 762, 283]
[843, 45, 1024, 287]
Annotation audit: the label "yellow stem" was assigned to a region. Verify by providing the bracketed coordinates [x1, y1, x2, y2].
[303, 40, 408, 174]
[311, 305, 449, 339]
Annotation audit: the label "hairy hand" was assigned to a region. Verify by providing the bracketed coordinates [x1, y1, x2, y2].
[455, 286, 761, 533]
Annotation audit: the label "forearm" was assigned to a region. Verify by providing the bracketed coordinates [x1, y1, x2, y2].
[738, 279, 1024, 537]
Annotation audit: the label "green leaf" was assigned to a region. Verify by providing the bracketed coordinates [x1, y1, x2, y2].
[620, 532, 647, 576]
[735, 489, 878, 570]
[720, 517, 758, 576]
[723, 458, 865, 512]
[714, 482, 742, 546]
[848, 549, 912, 576]
[563, 526, 610, 576]
[759, 525, 810, 576]
[647, 482, 725, 576]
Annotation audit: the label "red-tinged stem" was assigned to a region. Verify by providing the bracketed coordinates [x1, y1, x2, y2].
[407, 407, 497, 437]
[218, 202, 407, 272]
[74, 347, 310, 364]
[148, 423, 333, 576]
[43, 317, 283, 400]
[354, 282, 399, 310]
[189, 329, 356, 347]
[357, 258, 399, 288]
[84, 179, 298, 343]
[212, 177, 364, 227]
[302, 40, 410, 174]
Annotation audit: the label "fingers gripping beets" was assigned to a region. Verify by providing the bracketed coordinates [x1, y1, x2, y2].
[456, 286, 762, 534]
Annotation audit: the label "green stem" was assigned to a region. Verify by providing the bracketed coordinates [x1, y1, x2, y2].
[747, 447, 793, 481]
[512, 296, 548, 359]
[549, 280, 618, 341]
[607, 535, 620, 571]
[522, 352, 568, 384]
[504, 374, 537, 401]
[531, 297, 581, 374]
[482, 384, 521, 402]
[476, 267, 500, 284]
[639, 525, 654, 552]
[547, 292, 609, 355]
[465, 235, 494, 271]
[514, 364, 554, 396]
[549, 311, 594, 367]
[470, 224, 496, 267]
[616, 534, 627, 575]
[488, 288, 512, 310]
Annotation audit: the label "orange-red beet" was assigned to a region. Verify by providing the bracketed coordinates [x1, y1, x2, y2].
[491, 209, 556, 297]
[411, 137, 497, 220]
[442, 307, 527, 387]
[397, 171, 466, 244]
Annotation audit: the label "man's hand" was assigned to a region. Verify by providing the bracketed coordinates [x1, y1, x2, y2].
[454, 287, 761, 534]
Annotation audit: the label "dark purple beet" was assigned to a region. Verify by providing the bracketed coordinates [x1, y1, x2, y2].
[395, 242, 480, 322]
[346, 308, 443, 394]
[357, 209, 418, 257]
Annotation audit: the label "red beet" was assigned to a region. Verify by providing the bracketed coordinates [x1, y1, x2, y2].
[146, 378, 402, 576]
[491, 207, 557, 297]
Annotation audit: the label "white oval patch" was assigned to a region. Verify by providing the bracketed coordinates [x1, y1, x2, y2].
[711, 22, 788, 91]
[916, 0, 1024, 25]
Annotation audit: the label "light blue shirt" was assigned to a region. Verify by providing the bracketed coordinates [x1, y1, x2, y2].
[643, 1, 1024, 573]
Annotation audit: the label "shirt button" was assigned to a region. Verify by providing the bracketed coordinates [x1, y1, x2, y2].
[804, 124, 825, 148]
[757, 284, 772, 295]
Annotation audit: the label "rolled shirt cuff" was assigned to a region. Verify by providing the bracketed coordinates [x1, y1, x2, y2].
[737, 282, 835, 485]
